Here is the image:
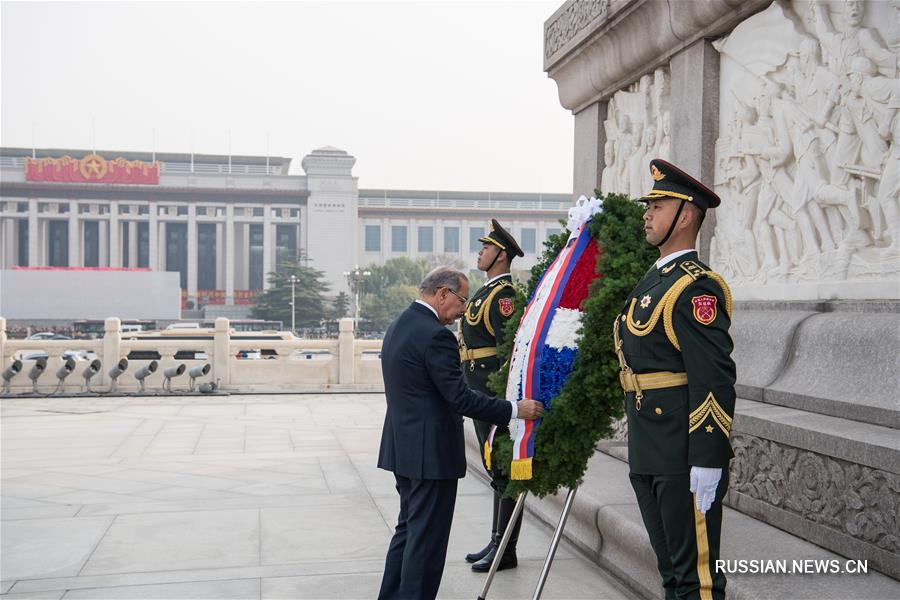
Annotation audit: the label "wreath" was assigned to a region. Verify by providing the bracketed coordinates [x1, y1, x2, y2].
[486, 192, 658, 498]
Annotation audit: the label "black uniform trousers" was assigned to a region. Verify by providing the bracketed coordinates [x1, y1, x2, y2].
[473, 418, 512, 491]
[378, 475, 458, 600]
[629, 470, 729, 600]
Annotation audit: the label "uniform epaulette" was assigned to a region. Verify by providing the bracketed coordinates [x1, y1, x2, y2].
[680, 261, 707, 281]
[678, 265, 733, 318]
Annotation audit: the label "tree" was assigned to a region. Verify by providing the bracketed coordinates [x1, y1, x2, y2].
[423, 253, 467, 271]
[355, 258, 428, 331]
[360, 283, 419, 331]
[359, 257, 428, 296]
[467, 270, 485, 292]
[250, 255, 330, 329]
[330, 292, 351, 320]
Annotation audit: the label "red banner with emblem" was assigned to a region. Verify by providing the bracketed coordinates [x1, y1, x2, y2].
[180, 289, 258, 308]
[26, 154, 160, 185]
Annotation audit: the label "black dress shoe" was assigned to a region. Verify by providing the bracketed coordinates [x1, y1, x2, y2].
[465, 541, 495, 564]
[471, 548, 518, 572]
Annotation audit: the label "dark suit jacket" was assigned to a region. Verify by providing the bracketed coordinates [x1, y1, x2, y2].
[377, 301, 513, 480]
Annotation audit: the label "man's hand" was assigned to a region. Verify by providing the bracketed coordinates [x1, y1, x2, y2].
[516, 399, 544, 420]
[689, 466, 722, 515]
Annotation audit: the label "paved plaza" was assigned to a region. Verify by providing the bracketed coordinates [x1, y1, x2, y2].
[1, 393, 629, 599]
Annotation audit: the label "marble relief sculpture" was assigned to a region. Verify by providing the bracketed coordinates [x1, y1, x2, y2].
[711, 0, 899, 286]
[600, 67, 671, 198]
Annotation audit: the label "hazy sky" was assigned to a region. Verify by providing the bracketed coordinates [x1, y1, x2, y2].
[1, 1, 573, 193]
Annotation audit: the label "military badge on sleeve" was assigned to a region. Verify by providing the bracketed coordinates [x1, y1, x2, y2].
[498, 297, 515, 317]
[691, 295, 717, 325]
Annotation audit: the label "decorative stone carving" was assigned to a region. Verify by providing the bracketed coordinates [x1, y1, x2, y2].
[711, 0, 899, 287]
[544, 0, 610, 61]
[599, 67, 671, 198]
[609, 416, 627, 442]
[730, 433, 900, 555]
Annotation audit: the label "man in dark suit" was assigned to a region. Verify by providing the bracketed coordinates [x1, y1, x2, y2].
[377, 267, 543, 600]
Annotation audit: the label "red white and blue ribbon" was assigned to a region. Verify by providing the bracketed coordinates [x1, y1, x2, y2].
[503, 196, 603, 480]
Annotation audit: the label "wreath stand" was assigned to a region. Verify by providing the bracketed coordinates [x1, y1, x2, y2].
[476, 487, 578, 600]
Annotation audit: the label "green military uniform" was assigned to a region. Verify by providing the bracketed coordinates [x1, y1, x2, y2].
[616, 160, 736, 600]
[460, 273, 517, 475]
[459, 219, 525, 573]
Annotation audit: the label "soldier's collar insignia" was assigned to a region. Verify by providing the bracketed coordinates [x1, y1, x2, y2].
[661, 263, 677, 274]
[640, 294, 652, 309]
[474, 299, 482, 307]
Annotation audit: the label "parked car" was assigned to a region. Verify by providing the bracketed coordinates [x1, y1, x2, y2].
[21, 350, 97, 362]
[26, 332, 72, 340]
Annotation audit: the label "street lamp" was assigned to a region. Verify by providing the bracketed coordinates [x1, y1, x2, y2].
[288, 274, 299, 334]
[342, 265, 371, 328]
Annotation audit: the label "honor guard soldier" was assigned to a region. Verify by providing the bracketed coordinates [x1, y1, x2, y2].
[615, 159, 736, 600]
[460, 219, 525, 573]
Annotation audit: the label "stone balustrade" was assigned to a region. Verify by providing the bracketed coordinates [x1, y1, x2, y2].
[0, 317, 384, 394]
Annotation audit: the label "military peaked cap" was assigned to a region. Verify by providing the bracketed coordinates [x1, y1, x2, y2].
[638, 158, 721, 211]
[479, 219, 524, 258]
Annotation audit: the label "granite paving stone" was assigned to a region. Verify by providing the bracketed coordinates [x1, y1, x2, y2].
[62, 578, 261, 599]
[1, 393, 631, 600]
[79, 509, 260, 575]
[0, 516, 114, 580]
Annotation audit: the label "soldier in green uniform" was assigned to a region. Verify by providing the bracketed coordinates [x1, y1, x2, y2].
[615, 159, 736, 600]
[459, 219, 525, 573]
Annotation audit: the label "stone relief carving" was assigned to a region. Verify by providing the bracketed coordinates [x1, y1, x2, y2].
[544, 0, 610, 61]
[730, 434, 900, 555]
[711, 0, 899, 286]
[607, 424, 899, 559]
[599, 67, 671, 198]
[608, 416, 627, 442]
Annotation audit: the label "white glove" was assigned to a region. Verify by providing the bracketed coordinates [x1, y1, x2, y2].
[689, 466, 722, 515]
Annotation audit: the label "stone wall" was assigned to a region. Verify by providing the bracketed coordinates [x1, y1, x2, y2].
[546, 0, 900, 581]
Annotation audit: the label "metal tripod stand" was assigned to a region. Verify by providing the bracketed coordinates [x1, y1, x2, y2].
[476, 487, 578, 600]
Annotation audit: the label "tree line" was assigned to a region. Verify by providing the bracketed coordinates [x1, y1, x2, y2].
[250, 254, 473, 332]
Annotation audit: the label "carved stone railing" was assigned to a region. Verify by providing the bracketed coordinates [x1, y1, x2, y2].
[0, 317, 384, 394]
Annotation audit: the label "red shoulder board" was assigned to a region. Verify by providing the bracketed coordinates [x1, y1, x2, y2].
[498, 297, 514, 317]
[691, 295, 717, 325]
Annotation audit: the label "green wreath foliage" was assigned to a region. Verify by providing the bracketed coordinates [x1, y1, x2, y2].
[486, 192, 658, 498]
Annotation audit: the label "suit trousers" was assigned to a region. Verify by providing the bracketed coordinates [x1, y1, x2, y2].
[629, 471, 729, 600]
[378, 474, 458, 600]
